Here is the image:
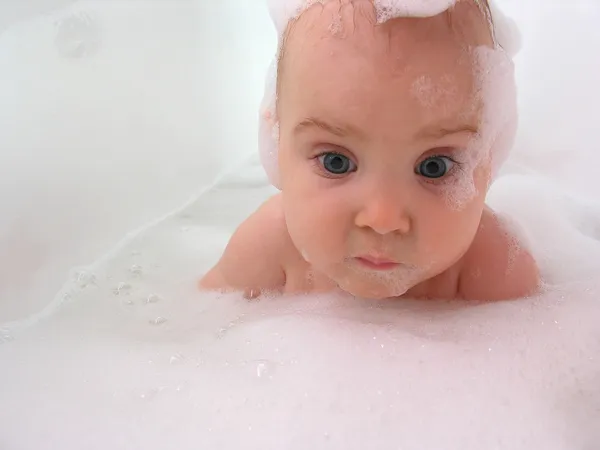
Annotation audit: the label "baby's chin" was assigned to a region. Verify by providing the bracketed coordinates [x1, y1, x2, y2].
[332, 260, 431, 299]
[334, 275, 413, 300]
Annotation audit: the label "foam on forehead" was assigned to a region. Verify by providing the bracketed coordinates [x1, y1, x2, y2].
[268, 0, 455, 31]
[259, 0, 522, 189]
[266, 0, 521, 53]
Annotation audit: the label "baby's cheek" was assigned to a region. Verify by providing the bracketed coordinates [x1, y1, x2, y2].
[286, 205, 343, 258]
[418, 201, 482, 261]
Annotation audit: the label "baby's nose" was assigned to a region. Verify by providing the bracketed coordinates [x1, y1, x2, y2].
[354, 188, 412, 236]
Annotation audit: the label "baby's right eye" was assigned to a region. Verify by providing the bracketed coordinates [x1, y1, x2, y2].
[317, 152, 357, 175]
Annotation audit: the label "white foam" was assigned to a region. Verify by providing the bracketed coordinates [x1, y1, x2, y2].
[266, 0, 459, 29]
[0, 0, 275, 321]
[266, 0, 520, 52]
[1, 0, 600, 449]
[374, 0, 457, 22]
[2, 152, 600, 450]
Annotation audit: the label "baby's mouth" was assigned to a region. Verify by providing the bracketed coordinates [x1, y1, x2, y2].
[354, 255, 401, 271]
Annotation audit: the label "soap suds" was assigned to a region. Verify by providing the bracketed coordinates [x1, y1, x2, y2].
[1, 1, 600, 449]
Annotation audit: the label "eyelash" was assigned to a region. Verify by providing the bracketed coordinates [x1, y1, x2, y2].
[311, 150, 357, 179]
[418, 154, 464, 184]
[311, 149, 464, 182]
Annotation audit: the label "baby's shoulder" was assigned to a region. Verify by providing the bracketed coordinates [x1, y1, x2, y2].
[252, 193, 297, 255]
[199, 193, 298, 297]
[458, 207, 540, 301]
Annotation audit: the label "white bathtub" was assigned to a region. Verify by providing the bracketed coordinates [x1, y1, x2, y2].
[1, 1, 599, 449]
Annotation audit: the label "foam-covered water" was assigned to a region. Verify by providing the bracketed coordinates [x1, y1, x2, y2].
[0, 0, 274, 321]
[1, 0, 600, 449]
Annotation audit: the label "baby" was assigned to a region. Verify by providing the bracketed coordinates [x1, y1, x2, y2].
[200, 0, 540, 301]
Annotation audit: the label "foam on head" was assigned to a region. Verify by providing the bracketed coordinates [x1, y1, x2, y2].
[435, 45, 518, 210]
[259, 0, 522, 190]
[267, 0, 457, 30]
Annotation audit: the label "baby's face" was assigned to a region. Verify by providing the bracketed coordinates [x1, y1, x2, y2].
[277, 0, 496, 299]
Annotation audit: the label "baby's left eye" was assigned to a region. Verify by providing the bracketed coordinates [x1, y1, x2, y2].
[416, 156, 454, 179]
[318, 152, 356, 175]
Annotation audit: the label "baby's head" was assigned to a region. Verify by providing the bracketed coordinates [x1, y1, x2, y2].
[260, 0, 519, 299]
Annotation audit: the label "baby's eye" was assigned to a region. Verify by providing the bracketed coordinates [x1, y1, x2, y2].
[318, 152, 356, 175]
[416, 156, 455, 179]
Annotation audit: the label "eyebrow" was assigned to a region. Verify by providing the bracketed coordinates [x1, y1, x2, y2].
[415, 123, 479, 140]
[294, 117, 478, 140]
[294, 117, 363, 138]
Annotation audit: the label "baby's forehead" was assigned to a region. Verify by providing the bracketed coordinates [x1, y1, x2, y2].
[281, 0, 492, 70]
[279, 2, 488, 137]
[281, 1, 486, 100]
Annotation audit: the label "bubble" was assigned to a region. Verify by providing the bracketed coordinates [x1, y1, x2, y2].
[113, 282, 131, 296]
[216, 315, 246, 337]
[411, 76, 435, 108]
[217, 326, 228, 337]
[0, 329, 14, 344]
[75, 270, 96, 288]
[255, 360, 277, 379]
[129, 265, 143, 276]
[149, 317, 167, 326]
[145, 294, 162, 304]
[138, 388, 162, 401]
[169, 353, 185, 365]
[374, 0, 455, 22]
[54, 11, 101, 59]
[328, 10, 343, 35]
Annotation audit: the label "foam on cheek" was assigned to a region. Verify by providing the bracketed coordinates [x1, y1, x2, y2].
[473, 46, 518, 178]
[433, 46, 517, 211]
[408, 73, 480, 210]
[437, 133, 489, 211]
[342, 257, 436, 298]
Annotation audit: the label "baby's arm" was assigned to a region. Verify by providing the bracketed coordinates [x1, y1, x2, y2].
[459, 209, 540, 301]
[199, 195, 288, 298]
